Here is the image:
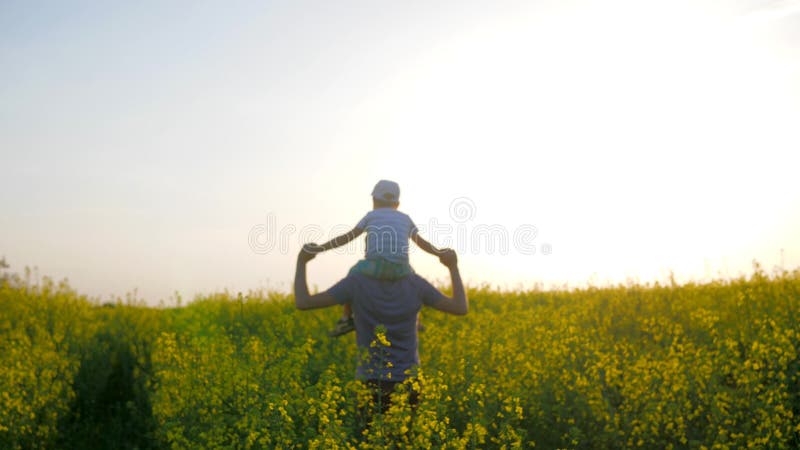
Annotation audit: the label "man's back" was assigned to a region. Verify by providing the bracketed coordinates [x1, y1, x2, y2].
[327, 272, 444, 380]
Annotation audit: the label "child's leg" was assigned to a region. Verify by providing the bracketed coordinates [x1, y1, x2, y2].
[329, 303, 355, 337]
[342, 303, 353, 319]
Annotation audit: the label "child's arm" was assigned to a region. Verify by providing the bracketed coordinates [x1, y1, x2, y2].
[317, 227, 364, 252]
[411, 232, 445, 256]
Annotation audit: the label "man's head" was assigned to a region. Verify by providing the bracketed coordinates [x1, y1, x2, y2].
[371, 179, 400, 209]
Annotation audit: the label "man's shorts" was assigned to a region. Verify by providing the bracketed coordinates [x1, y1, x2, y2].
[349, 258, 413, 280]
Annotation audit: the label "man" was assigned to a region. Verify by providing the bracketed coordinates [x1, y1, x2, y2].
[294, 244, 467, 414]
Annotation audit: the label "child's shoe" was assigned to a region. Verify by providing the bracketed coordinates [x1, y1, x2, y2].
[328, 316, 355, 337]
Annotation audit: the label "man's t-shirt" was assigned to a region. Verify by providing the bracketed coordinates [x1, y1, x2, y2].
[327, 272, 446, 381]
[356, 208, 418, 265]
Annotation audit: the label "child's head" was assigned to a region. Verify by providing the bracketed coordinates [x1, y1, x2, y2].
[371, 179, 400, 209]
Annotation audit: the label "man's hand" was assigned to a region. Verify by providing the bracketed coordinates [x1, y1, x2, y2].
[294, 245, 339, 310]
[299, 243, 320, 263]
[304, 242, 323, 254]
[438, 248, 458, 268]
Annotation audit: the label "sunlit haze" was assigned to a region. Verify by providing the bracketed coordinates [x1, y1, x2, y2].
[2, 0, 799, 303]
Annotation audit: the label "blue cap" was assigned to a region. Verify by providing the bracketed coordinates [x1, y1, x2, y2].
[371, 180, 400, 203]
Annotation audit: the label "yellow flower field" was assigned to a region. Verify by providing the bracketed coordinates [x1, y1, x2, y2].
[1, 266, 798, 449]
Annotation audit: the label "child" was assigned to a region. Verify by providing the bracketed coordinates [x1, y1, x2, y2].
[304, 179, 446, 337]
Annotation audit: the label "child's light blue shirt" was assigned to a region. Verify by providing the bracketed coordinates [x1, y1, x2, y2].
[356, 208, 418, 265]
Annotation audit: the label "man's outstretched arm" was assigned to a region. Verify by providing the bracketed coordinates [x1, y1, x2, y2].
[428, 249, 468, 315]
[294, 247, 339, 310]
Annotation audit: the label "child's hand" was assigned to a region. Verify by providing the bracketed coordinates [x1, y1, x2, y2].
[438, 248, 458, 268]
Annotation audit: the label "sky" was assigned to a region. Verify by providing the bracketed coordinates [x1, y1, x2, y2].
[2, 0, 799, 304]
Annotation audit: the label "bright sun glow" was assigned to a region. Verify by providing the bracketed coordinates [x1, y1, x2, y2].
[340, 0, 800, 287]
